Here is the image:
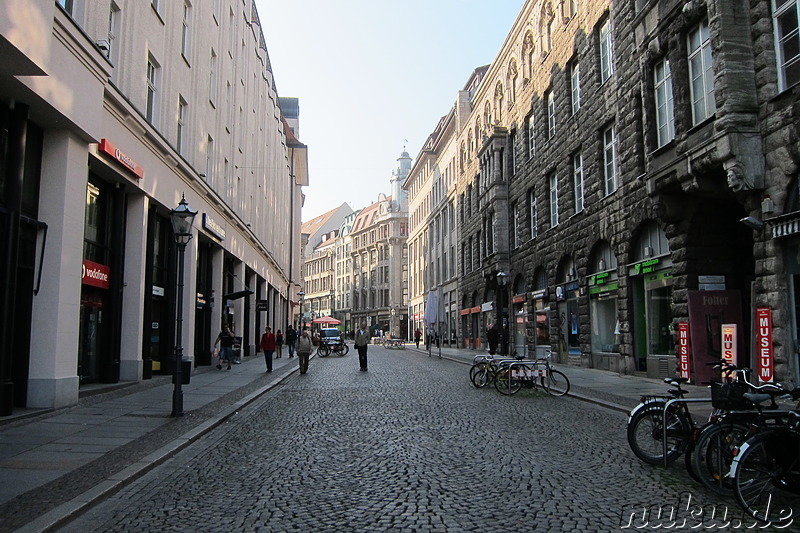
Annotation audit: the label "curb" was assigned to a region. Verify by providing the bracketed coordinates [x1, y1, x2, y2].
[15, 363, 301, 533]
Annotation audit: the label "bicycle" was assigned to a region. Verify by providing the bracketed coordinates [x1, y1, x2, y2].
[730, 408, 800, 527]
[383, 338, 405, 349]
[691, 380, 794, 495]
[317, 339, 348, 357]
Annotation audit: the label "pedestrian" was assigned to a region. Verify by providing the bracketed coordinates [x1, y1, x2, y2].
[414, 327, 422, 349]
[259, 326, 276, 372]
[354, 320, 370, 372]
[275, 330, 284, 358]
[487, 323, 499, 355]
[296, 327, 312, 375]
[286, 325, 297, 358]
[214, 324, 235, 370]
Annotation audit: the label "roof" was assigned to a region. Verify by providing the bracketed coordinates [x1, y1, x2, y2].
[350, 197, 392, 234]
[301, 206, 340, 236]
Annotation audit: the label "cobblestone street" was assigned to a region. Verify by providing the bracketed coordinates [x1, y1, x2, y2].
[55, 348, 735, 532]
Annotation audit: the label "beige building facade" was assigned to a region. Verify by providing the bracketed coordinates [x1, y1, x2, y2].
[0, 0, 305, 414]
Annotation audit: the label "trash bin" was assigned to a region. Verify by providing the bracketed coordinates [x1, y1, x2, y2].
[172, 360, 191, 385]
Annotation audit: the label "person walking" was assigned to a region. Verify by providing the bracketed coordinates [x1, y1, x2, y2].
[354, 320, 370, 372]
[275, 330, 284, 358]
[214, 324, 235, 370]
[296, 327, 312, 375]
[286, 325, 297, 358]
[414, 328, 422, 349]
[259, 326, 276, 372]
[487, 323, 500, 355]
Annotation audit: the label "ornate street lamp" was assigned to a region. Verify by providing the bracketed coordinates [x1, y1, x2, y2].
[298, 290, 305, 329]
[169, 194, 196, 417]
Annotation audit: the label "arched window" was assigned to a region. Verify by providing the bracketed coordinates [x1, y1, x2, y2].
[633, 220, 669, 260]
[494, 82, 504, 123]
[540, 3, 555, 54]
[523, 31, 535, 80]
[507, 59, 519, 103]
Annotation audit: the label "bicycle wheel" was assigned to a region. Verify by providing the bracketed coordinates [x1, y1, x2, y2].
[626, 405, 691, 465]
[494, 368, 522, 395]
[317, 344, 330, 357]
[470, 362, 492, 388]
[540, 369, 570, 396]
[733, 429, 800, 527]
[338, 344, 349, 356]
[691, 421, 750, 495]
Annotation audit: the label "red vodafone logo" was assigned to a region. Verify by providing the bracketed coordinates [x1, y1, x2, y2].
[82, 259, 110, 289]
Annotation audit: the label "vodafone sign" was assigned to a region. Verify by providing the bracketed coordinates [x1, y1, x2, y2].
[82, 260, 110, 289]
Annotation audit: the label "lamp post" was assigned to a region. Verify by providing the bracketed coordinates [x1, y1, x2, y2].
[298, 291, 305, 329]
[170, 195, 196, 417]
[390, 308, 396, 339]
[497, 271, 509, 356]
[330, 288, 335, 321]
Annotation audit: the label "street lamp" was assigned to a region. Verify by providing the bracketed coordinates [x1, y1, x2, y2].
[298, 290, 305, 329]
[170, 194, 196, 417]
[330, 288, 335, 320]
[497, 271, 509, 356]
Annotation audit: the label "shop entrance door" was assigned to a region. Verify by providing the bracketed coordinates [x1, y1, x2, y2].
[78, 289, 106, 383]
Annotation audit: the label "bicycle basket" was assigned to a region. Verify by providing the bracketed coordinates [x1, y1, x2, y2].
[710, 381, 750, 410]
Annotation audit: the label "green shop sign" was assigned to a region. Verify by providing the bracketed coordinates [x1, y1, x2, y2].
[634, 257, 660, 275]
[588, 271, 611, 286]
[589, 281, 619, 295]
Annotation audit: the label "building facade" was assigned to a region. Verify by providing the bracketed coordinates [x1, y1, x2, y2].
[348, 152, 410, 338]
[0, 0, 305, 414]
[408, 0, 799, 385]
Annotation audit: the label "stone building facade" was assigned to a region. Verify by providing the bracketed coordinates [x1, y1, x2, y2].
[0, 0, 305, 413]
[349, 153, 410, 338]
[413, 0, 800, 385]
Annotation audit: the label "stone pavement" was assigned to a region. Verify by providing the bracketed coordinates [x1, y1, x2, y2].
[0, 343, 713, 532]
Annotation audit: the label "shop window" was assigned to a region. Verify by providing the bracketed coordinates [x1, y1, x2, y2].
[588, 241, 619, 353]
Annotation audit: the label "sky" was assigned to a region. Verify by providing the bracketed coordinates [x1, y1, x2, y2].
[256, 0, 526, 222]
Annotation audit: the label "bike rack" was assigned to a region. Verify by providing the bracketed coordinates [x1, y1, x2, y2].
[504, 360, 546, 394]
[661, 397, 713, 467]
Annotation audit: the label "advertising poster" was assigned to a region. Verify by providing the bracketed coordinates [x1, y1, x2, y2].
[687, 290, 743, 385]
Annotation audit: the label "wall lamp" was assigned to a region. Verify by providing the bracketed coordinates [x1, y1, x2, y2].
[740, 216, 766, 232]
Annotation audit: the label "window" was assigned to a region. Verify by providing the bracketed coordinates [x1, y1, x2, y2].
[599, 19, 614, 83]
[654, 58, 675, 147]
[773, 0, 800, 90]
[511, 202, 519, 248]
[57, 0, 74, 14]
[177, 96, 187, 154]
[205, 135, 213, 182]
[564, 0, 577, 19]
[529, 188, 538, 240]
[546, 90, 556, 140]
[570, 62, 581, 114]
[107, 2, 121, 66]
[146, 55, 159, 124]
[181, 1, 192, 59]
[603, 126, 618, 195]
[549, 173, 559, 228]
[573, 153, 584, 213]
[209, 50, 218, 105]
[527, 114, 536, 159]
[510, 128, 517, 175]
[688, 20, 715, 124]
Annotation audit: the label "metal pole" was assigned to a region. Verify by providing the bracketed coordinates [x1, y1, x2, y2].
[172, 240, 186, 417]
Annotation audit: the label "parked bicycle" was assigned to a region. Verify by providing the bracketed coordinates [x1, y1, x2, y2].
[383, 338, 405, 349]
[317, 339, 349, 357]
[730, 408, 800, 527]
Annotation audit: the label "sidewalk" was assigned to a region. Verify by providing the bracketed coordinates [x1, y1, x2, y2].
[0, 343, 711, 532]
[406, 343, 713, 414]
[0, 351, 300, 533]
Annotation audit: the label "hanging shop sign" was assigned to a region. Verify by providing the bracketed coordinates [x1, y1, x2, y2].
[722, 324, 738, 367]
[256, 299, 269, 311]
[756, 307, 774, 383]
[202, 213, 226, 241]
[677, 322, 691, 381]
[196, 292, 207, 309]
[82, 259, 110, 289]
[98, 139, 144, 179]
[531, 288, 547, 300]
[481, 302, 494, 312]
[632, 257, 660, 275]
[512, 294, 526, 304]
